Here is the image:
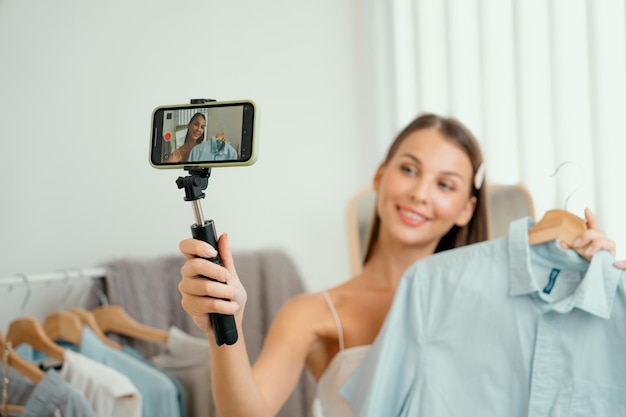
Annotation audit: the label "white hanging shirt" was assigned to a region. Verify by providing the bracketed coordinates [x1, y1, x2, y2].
[60, 349, 142, 417]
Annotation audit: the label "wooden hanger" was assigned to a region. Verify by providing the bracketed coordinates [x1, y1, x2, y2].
[0, 330, 44, 384]
[6, 317, 65, 362]
[528, 209, 588, 258]
[68, 308, 122, 349]
[2, 403, 25, 416]
[43, 311, 83, 347]
[528, 161, 590, 259]
[92, 305, 168, 344]
[1, 332, 31, 416]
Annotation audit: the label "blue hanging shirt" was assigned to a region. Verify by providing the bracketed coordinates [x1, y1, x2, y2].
[341, 217, 626, 416]
[122, 344, 186, 417]
[188, 136, 238, 161]
[70, 327, 181, 417]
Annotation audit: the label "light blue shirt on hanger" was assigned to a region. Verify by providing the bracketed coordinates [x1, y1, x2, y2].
[122, 344, 186, 417]
[7, 368, 97, 417]
[188, 136, 238, 161]
[75, 327, 180, 417]
[341, 217, 626, 417]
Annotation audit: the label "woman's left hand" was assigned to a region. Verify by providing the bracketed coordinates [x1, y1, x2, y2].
[564, 207, 625, 269]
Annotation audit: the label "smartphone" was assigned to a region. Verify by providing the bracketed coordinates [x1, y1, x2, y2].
[149, 99, 258, 168]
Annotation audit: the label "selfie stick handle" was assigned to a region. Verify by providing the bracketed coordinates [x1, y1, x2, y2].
[190, 219, 238, 346]
[176, 168, 238, 346]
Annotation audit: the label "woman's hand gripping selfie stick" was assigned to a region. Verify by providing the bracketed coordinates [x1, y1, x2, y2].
[176, 167, 238, 346]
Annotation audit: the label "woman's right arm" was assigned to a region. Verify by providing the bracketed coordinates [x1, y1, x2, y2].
[178, 234, 317, 417]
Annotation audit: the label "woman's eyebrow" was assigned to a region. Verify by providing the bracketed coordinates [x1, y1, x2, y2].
[400, 153, 421, 164]
[399, 153, 464, 179]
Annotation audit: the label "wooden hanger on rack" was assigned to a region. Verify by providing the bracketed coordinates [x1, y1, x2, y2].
[49, 269, 122, 350]
[42, 311, 83, 347]
[1, 330, 40, 416]
[6, 317, 65, 362]
[5, 274, 65, 362]
[92, 305, 168, 344]
[0, 330, 44, 383]
[68, 308, 122, 349]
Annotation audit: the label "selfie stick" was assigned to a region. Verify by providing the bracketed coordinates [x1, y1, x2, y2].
[174, 98, 238, 346]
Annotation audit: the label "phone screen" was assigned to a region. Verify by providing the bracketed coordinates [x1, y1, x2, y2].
[150, 100, 256, 168]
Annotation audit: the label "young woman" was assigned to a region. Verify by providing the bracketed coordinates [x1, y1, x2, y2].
[177, 113, 622, 417]
[168, 112, 206, 163]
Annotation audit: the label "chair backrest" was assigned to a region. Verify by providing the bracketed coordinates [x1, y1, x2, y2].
[347, 182, 535, 274]
[486, 183, 535, 239]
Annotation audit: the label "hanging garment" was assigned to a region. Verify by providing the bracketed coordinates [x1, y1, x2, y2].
[341, 217, 626, 417]
[64, 327, 180, 417]
[5, 368, 96, 417]
[60, 349, 142, 417]
[150, 326, 215, 417]
[122, 345, 185, 417]
[14, 343, 142, 417]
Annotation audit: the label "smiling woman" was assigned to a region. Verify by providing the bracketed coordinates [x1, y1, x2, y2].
[168, 112, 206, 163]
[175, 112, 623, 417]
[175, 113, 491, 417]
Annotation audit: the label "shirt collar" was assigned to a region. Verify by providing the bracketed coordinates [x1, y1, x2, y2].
[79, 326, 108, 362]
[209, 136, 226, 153]
[507, 216, 623, 319]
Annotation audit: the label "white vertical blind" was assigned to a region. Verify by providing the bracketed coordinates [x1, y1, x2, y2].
[178, 109, 209, 127]
[366, 0, 626, 258]
[586, 0, 626, 254]
[514, 0, 556, 210]
[447, 0, 484, 141]
[390, 0, 420, 124]
[547, 0, 595, 215]
[412, 0, 449, 117]
[478, 0, 521, 185]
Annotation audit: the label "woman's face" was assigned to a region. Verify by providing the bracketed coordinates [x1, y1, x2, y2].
[188, 116, 206, 140]
[374, 127, 477, 252]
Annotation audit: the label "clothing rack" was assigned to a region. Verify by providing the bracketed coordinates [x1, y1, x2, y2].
[0, 267, 107, 287]
[0, 267, 109, 336]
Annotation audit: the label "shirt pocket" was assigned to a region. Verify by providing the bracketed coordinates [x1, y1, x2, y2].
[566, 380, 626, 417]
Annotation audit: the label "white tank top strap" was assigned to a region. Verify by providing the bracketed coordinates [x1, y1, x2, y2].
[322, 291, 345, 351]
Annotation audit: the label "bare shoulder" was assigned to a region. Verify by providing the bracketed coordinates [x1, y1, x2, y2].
[258, 290, 336, 371]
[266, 275, 364, 340]
[269, 288, 347, 379]
[275, 291, 332, 323]
[277, 279, 360, 316]
[269, 284, 360, 341]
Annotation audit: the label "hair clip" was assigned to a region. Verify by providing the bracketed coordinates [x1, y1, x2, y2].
[474, 163, 486, 189]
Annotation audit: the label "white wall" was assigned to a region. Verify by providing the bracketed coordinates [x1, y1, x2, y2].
[0, 0, 372, 295]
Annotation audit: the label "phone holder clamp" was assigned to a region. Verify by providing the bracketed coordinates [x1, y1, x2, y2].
[176, 167, 210, 201]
